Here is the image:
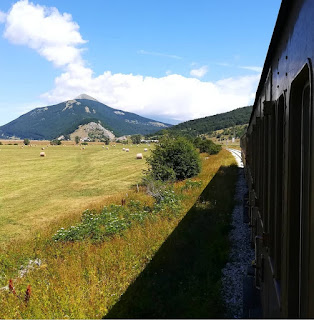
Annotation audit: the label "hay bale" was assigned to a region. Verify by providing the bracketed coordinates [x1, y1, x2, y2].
[136, 153, 143, 159]
[41, 147, 45, 150]
[122, 148, 126, 151]
[144, 148, 148, 152]
[40, 152, 46, 157]
[125, 148, 129, 152]
[106, 147, 109, 150]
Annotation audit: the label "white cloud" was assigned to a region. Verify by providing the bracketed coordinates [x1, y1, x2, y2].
[239, 66, 262, 73]
[190, 65, 208, 78]
[137, 49, 182, 60]
[0, 11, 6, 23]
[2, 0, 86, 67]
[42, 69, 259, 121]
[1, 1, 259, 123]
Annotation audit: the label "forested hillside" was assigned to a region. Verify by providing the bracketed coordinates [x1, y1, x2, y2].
[150, 106, 252, 138]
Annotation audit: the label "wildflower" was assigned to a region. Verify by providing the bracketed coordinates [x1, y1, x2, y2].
[8, 279, 16, 295]
[24, 284, 31, 303]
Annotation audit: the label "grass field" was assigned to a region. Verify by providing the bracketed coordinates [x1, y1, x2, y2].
[0, 143, 150, 243]
[0, 148, 238, 318]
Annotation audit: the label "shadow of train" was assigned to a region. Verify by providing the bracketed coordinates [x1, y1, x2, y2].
[105, 164, 238, 319]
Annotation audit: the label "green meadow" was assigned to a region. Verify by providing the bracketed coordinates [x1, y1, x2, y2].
[0, 144, 238, 318]
[0, 143, 148, 243]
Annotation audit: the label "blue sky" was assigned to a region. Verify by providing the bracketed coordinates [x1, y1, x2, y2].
[0, 0, 281, 125]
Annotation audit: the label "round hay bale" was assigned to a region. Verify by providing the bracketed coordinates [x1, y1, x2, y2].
[136, 153, 143, 159]
[106, 147, 109, 150]
[125, 148, 129, 152]
[41, 147, 45, 150]
[122, 148, 126, 151]
[40, 152, 46, 157]
[144, 148, 148, 152]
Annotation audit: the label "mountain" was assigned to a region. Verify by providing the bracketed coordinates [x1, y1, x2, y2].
[150, 106, 252, 138]
[0, 95, 171, 140]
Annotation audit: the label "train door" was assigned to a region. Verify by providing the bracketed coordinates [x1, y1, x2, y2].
[286, 63, 311, 318]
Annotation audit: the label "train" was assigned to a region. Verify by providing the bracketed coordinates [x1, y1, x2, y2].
[241, 0, 314, 317]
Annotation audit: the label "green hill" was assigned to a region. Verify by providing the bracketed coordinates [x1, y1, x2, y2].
[0, 95, 171, 140]
[150, 106, 252, 138]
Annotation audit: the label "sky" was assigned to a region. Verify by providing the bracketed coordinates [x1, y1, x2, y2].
[0, 0, 282, 126]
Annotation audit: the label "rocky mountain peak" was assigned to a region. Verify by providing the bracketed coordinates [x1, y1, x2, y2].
[75, 94, 98, 102]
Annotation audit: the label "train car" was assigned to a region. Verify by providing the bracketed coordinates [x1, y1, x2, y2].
[243, 0, 314, 317]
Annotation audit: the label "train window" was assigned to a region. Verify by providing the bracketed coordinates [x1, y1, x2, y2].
[286, 64, 311, 317]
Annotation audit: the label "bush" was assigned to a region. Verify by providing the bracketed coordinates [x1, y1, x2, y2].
[102, 137, 110, 145]
[52, 186, 182, 242]
[194, 138, 221, 155]
[146, 136, 201, 181]
[50, 139, 61, 145]
[23, 138, 30, 145]
[131, 134, 142, 144]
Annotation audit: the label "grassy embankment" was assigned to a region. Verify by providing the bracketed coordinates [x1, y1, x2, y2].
[0, 148, 237, 318]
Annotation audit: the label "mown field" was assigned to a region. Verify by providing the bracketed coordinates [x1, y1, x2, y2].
[0, 142, 149, 243]
[0, 145, 238, 319]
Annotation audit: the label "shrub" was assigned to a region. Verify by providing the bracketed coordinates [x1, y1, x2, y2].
[52, 186, 181, 242]
[131, 134, 142, 144]
[50, 139, 61, 145]
[146, 136, 201, 181]
[23, 138, 30, 145]
[75, 136, 80, 144]
[81, 142, 88, 145]
[194, 138, 221, 155]
[0, 141, 2, 145]
[102, 137, 110, 145]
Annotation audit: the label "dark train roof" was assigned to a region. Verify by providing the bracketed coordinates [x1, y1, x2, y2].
[250, 0, 296, 124]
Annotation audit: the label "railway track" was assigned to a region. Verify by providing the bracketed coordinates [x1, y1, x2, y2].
[226, 148, 243, 168]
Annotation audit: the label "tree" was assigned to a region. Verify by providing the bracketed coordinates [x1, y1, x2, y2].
[103, 137, 110, 145]
[194, 138, 221, 155]
[146, 136, 201, 181]
[131, 134, 141, 144]
[75, 136, 80, 144]
[50, 139, 62, 145]
[23, 138, 30, 145]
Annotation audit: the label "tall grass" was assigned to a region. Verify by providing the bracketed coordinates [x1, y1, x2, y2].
[0, 149, 236, 319]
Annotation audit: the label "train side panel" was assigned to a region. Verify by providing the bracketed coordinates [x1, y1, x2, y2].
[243, 0, 314, 317]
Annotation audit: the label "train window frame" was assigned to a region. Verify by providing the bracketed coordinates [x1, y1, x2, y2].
[274, 94, 285, 283]
[285, 61, 312, 318]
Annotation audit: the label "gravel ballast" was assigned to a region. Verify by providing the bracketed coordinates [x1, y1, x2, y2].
[221, 149, 255, 318]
